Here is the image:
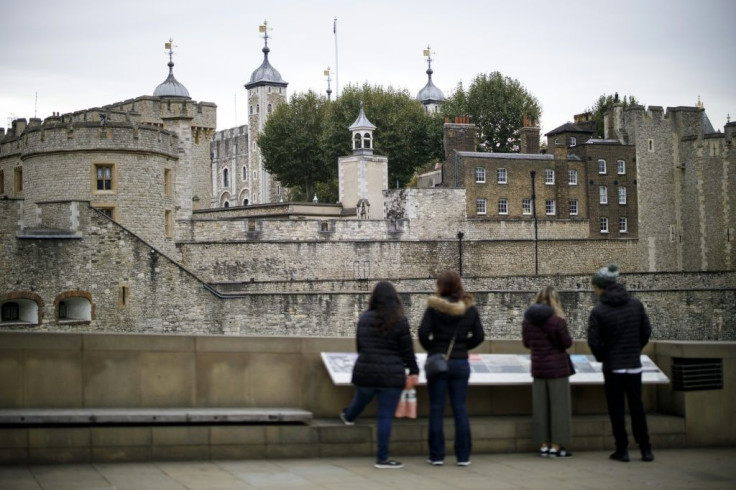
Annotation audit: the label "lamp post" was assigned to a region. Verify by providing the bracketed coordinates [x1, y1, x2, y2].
[530, 170, 539, 275]
[457, 231, 465, 276]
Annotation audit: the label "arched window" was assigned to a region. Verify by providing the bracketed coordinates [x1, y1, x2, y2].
[1, 295, 42, 325]
[223, 168, 229, 187]
[242, 166, 248, 181]
[249, 105, 253, 115]
[267, 104, 272, 114]
[354, 133, 362, 149]
[363, 132, 372, 149]
[54, 294, 92, 323]
[243, 198, 249, 206]
[256, 104, 260, 114]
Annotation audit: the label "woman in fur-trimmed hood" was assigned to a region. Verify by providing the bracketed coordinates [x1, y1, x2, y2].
[418, 270, 485, 466]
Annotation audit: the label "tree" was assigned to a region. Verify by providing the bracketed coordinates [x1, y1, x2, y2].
[259, 84, 444, 203]
[442, 72, 541, 153]
[324, 84, 444, 189]
[587, 93, 641, 137]
[257, 90, 330, 201]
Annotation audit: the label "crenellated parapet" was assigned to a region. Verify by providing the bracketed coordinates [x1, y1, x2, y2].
[18, 117, 179, 161]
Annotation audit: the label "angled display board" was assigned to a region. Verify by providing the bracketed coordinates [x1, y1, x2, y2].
[321, 353, 669, 386]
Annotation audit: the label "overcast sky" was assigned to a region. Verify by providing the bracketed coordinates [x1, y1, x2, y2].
[1, 0, 734, 139]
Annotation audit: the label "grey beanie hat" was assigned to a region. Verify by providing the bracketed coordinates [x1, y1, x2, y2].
[592, 264, 619, 287]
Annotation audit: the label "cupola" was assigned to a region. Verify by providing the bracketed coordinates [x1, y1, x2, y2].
[153, 38, 191, 99]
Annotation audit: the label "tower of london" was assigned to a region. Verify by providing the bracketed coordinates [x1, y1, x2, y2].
[0, 27, 733, 340]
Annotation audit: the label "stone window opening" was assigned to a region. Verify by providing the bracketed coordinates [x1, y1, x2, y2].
[164, 168, 173, 196]
[54, 294, 92, 324]
[570, 136, 577, 147]
[93, 163, 115, 193]
[257, 104, 260, 114]
[242, 166, 248, 181]
[267, 104, 272, 114]
[223, 168, 229, 188]
[165, 209, 173, 237]
[243, 198, 249, 206]
[1, 294, 42, 325]
[93, 204, 116, 220]
[648, 139, 654, 152]
[119, 284, 130, 308]
[0, 170, 4, 195]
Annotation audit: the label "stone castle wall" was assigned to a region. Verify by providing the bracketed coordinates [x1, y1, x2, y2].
[2, 200, 734, 340]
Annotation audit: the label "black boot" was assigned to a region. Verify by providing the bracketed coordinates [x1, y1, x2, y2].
[641, 446, 654, 462]
[609, 449, 630, 462]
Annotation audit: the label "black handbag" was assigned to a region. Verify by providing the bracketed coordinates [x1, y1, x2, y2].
[424, 328, 458, 380]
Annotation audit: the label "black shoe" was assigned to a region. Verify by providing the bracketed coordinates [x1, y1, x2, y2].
[641, 447, 655, 462]
[609, 450, 630, 462]
[375, 459, 404, 469]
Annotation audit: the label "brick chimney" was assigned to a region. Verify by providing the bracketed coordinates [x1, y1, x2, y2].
[443, 116, 477, 161]
[520, 115, 540, 154]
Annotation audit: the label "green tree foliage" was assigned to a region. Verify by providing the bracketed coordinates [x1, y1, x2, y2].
[325, 84, 444, 190]
[442, 72, 541, 153]
[587, 93, 641, 137]
[257, 90, 330, 200]
[259, 83, 444, 203]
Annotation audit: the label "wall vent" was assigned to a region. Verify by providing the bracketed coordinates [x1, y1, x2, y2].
[672, 358, 723, 392]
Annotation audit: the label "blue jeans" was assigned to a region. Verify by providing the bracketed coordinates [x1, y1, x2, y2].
[343, 386, 403, 462]
[427, 358, 471, 462]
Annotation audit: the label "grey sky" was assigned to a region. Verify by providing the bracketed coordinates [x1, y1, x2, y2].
[1, 0, 734, 139]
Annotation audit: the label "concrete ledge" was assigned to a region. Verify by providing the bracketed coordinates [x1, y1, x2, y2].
[0, 408, 313, 425]
[0, 413, 686, 464]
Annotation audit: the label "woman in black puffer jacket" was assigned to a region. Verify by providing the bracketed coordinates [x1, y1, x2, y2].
[522, 286, 574, 458]
[419, 270, 485, 466]
[341, 281, 419, 469]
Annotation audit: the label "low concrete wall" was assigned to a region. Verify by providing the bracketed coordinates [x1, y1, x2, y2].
[0, 333, 733, 463]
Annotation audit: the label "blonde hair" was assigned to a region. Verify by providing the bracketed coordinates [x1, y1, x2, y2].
[534, 285, 565, 319]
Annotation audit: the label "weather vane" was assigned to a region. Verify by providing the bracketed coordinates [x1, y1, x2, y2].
[164, 37, 178, 64]
[324, 67, 332, 101]
[423, 45, 435, 71]
[259, 20, 273, 46]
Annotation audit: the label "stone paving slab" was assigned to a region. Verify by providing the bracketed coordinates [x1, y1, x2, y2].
[0, 448, 734, 489]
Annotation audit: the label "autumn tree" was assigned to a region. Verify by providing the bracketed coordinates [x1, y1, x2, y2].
[442, 72, 541, 153]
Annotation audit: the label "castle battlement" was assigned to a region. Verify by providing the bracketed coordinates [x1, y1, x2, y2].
[1, 118, 179, 161]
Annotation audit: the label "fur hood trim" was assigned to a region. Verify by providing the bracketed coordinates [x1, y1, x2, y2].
[427, 295, 473, 316]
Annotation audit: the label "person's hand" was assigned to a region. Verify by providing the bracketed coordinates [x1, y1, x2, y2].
[405, 374, 419, 390]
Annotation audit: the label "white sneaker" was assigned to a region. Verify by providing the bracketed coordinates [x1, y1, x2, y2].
[457, 461, 471, 467]
[339, 412, 354, 426]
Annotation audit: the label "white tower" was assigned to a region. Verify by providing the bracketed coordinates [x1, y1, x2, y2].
[244, 21, 288, 204]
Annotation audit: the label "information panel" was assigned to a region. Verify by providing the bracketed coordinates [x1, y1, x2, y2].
[320, 352, 669, 386]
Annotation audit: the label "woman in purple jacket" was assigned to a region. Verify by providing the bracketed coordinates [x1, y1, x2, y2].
[522, 286, 574, 458]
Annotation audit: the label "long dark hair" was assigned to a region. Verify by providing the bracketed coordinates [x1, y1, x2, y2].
[368, 281, 404, 336]
[436, 270, 472, 303]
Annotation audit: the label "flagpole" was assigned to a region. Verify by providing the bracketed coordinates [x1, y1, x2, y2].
[333, 17, 339, 98]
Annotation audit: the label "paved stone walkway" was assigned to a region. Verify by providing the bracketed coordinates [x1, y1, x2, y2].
[1, 448, 734, 489]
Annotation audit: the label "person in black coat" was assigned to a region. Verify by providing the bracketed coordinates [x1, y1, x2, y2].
[587, 264, 654, 463]
[522, 286, 574, 458]
[340, 281, 419, 469]
[419, 270, 485, 466]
